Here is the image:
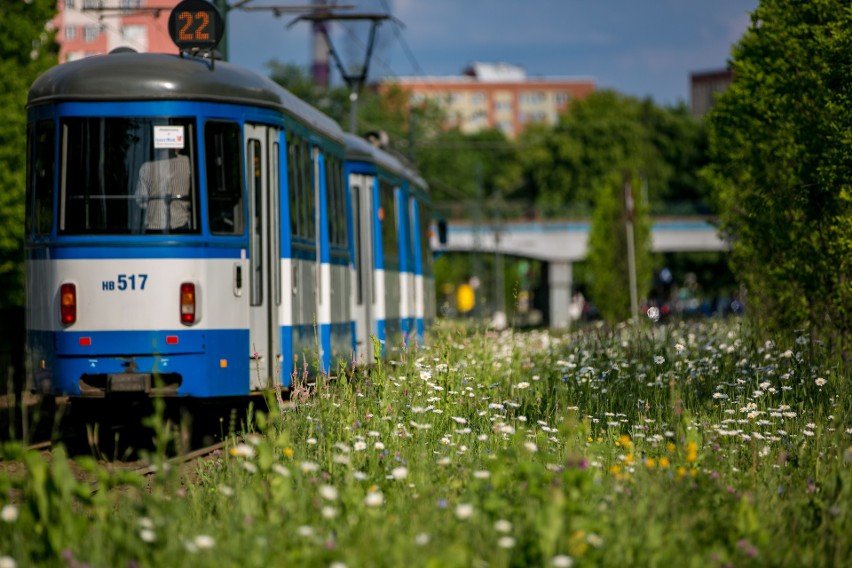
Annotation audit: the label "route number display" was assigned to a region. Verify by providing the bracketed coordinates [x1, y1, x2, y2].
[168, 0, 224, 52]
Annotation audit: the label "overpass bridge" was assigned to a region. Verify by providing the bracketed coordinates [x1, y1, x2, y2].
[430, 217, 728, 328]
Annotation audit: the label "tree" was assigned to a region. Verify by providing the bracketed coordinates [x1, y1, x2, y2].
[516, 91, 711, 217]
[705, 0, 852, 344]
[0, 0, 58, 307]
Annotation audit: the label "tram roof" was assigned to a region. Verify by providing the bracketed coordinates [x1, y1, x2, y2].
[343, 133, 427, 191]
[27, 50, 344, 142]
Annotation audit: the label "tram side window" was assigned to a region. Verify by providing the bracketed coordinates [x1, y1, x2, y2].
[26, 120, 56, 236]
[379, 178, 398, 261]
[286, 131, 300, 237]
[61, 117, 198, 235]
[301, 140, 315, 241]
[326, 155, 347, 248]
[205, 121, 244, 235]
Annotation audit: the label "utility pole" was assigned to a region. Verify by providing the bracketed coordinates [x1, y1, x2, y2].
[624, 171, 639, 322]
[288, 11, 391, 132]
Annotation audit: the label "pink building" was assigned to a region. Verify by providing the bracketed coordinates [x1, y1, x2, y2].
[55, 0, 181, 62]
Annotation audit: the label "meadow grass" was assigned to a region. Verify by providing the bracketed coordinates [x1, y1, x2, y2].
[1, 318, 850, 567]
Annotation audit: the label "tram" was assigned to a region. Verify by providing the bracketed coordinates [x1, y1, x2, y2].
[24, 0, 434, 400]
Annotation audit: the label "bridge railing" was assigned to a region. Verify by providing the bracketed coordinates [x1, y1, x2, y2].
[431, 200, 715, 223]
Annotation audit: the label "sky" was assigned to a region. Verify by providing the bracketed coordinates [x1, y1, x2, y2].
[227, 0, 759, 107]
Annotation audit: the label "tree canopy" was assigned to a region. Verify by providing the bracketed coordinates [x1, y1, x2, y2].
[705, 0, 852, 344]
[0, 0, 57, 307]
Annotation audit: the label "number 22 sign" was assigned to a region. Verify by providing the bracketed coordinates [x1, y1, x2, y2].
[168, 0, 224, 52]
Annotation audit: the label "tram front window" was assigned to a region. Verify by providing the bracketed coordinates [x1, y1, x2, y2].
[60, 117, 199, 235]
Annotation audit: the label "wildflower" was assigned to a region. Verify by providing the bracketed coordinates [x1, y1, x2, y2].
[230, 443, 255, 458]
[193, 535, 215, 550]
[815, 377, 827, 387]
[494, 519, 513, 533]
[0, 557, 16, 568]
[297, 526, 314, 537]
[283, 447, 295, 458]
[218, 485, 234, 497]
[437, 456, 450, 466]
[242, 461, 258, 474]
[319, 485, 338, 501]
[391, 467, 408, 480]
[1, 505, 18, 523]
[307, 437, 318, 445]
[451, 416, 467, 424]
[374, 442, 385, 451]
[322, 506, 338, 519]
[330, 563, 348, 568]
[654, 355, 665, 365]
[354, 441, 367, 451]
[300, 461, 320, 473]
[455, 503, 474, 520]
[272, 464, 290, 477]
[524, 441, 538, 453]
[675, 343, 685, 353]
[473, 470, 491, 479]
[498, 536, 516, 549]
[552, 555, 574, 567]
[140, 528, 157, 543]
[415, 533, 430, 546]
[686, 441, 698, 463]
[516, 382, 530, 389]
[365, 491, 384, 507]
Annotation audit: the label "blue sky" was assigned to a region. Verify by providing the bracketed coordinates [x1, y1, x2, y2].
[227, 0, 759, 107]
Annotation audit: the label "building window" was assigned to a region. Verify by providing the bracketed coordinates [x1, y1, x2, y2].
[82, 0, 101, 8]
[122, 24, 145, 42]
[471, 92, 486, 105]
[494, 100, 512, 113]
[555, 92, 572, 105]
[65, 0, 76, 9]
[84, 25, 100, 42]
[64, 26, 77, 41]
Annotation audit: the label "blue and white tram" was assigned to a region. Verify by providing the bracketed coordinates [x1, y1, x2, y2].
[344, 134, 433, 361]
[24, 47, 357, 398]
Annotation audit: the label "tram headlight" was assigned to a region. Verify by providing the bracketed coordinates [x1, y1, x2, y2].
[60, 283, 77, 325]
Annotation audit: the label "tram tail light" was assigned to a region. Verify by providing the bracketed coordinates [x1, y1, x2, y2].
[180, 282, 196, 325]
[60, 283, 76, 325]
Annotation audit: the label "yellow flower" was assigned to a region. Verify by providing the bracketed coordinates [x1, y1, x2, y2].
[283, 447, 295, 458]
[666, 442, 676, 454]
[658, 457, 670, 469]
[676, 466, 687, 480]
[645, 457, 656, 469]
[619, 435, 632, 449]
[686, 441, 698, 463]
[609, 465, 621, 476]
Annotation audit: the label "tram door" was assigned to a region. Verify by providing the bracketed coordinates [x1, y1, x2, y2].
[246, 124, 282, 389]
[351, 174, 376, 363]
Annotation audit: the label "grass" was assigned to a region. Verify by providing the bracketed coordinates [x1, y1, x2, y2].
[1, 318, 850, 567]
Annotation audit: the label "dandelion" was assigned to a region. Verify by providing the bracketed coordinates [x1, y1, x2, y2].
[1, 505, 18, 523]
[365, 491, 384, 507]
[455, 503, 474, 520]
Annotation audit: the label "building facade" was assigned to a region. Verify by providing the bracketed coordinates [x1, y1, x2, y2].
[382, 62, 595, 139]
[55, 0, 180, 62]
[690, 68, 733, 117]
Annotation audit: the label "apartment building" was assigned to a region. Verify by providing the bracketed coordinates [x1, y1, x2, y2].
[55, 0, 180, 62]
[381, 62, 596, 139]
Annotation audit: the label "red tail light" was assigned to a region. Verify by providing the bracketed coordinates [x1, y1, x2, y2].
[180, 282, 196, 325]
[60, 283, 76, 325]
